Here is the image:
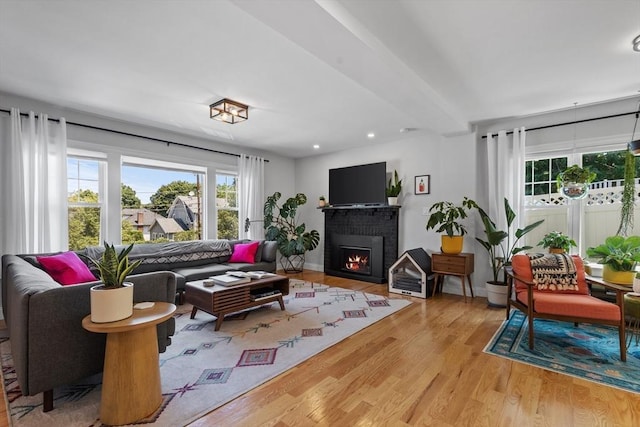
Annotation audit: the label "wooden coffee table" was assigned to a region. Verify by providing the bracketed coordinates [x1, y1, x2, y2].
[185, 274, 289, 330]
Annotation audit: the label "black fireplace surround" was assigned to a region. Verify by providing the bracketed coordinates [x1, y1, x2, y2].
[322, 206, 400, 283]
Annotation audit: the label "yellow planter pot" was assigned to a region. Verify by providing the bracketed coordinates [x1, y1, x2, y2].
[602, 265, 635, 286]
[441, 236, 463, 254]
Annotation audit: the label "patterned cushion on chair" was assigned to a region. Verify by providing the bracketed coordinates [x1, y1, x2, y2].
[512, 254, 589, 294]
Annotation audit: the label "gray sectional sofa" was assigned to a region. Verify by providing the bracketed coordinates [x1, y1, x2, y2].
[0, 238, 277, 412]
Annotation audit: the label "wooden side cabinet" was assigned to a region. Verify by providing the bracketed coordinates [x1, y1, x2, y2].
[431, 252, 474, 302]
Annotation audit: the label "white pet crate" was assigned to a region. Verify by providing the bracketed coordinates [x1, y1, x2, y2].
[388, 248, 434, 298]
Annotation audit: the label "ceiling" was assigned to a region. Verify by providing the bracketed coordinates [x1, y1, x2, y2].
[1, 0, 639, 158]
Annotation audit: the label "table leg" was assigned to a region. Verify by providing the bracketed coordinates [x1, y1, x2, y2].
[277, 295, 285, 310]
[460, 276, 467, 303]
[467, 275, 474, 298]
[190, 306, 198, 319]
[101, 326, 162, 425]
[432, 273, 440, 297]
[214, 314, 225, 331]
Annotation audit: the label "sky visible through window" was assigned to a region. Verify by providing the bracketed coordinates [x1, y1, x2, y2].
[67, 159, 227, 205]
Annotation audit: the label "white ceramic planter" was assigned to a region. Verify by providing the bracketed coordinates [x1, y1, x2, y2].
[387, 197, 398, 206]
[486, 282, 509, 308]
[90, 282, 134, 323]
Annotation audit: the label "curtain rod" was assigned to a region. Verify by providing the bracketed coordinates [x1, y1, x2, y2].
[481, 110, 639, 140]
[0, 108, 269, 162]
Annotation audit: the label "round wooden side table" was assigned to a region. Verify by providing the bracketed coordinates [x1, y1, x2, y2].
[82, 302, 176, 426]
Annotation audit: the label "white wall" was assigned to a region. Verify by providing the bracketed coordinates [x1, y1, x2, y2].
[294, 130, 480, 296]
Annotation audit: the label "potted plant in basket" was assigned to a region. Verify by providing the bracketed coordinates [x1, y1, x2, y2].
[385, 170, 402, 205]
[264, 192, 320, 273]
[586, 235, 640, 285]
[87, 242, 142, 323]
[556, 164, 596, 200]
[474, 199, 544, 307]
[537, 231, 577, 254]
[426, 197, 476, 254]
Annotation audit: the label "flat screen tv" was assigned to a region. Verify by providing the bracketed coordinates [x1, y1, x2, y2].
[329, 162, 387, 206]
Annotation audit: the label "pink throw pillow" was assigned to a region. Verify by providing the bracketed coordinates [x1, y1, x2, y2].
[36, 251, 97, 286]
[228, 241, 260, 264]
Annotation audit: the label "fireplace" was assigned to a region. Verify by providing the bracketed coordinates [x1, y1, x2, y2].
[322, 206, 399, 283]
[327, 234, 384, 280]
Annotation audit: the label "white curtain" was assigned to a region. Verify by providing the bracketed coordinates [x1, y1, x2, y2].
[486, 127, 526, 234]
[237, 154, 265, 240]
[0, 108, 68, 255]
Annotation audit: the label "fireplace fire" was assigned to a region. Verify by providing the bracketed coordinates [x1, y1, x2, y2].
[341, 247, 371, 275]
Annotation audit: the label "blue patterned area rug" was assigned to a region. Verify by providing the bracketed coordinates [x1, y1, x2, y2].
[484, 310, 640, 394]
[1, 280, 411, 426]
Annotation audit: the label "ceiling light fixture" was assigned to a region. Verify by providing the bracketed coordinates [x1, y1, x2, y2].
[367, 132, 375, 138]
[634, 34, 640, 52]
[209, 99, 248, 124]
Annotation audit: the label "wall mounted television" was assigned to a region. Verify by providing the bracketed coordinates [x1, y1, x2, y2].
[329, 161, 387, 206]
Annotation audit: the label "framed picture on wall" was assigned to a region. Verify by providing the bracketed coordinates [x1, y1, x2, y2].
[414, 175, 430, 195]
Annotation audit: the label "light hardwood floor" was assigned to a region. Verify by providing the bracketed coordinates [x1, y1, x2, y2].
[2, 271, 639, 426]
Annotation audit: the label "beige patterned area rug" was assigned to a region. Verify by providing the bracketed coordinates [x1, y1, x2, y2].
[1, 279, 411, 426]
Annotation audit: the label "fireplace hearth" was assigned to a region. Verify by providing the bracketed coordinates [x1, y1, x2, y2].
[322, 206, 400, 283]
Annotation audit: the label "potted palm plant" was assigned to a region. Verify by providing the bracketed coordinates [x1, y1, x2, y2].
[537, 231, 577, 254]
[264, 192, 320, 273]
[474, 199, 544, 307]
[385, 170, 402, 205]
[586, 235, 640, 285]
[87, 242, 142, 323]
[426, 197, 477, 254]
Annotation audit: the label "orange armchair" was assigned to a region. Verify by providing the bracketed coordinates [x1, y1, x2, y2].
[506, 253, 627, 361]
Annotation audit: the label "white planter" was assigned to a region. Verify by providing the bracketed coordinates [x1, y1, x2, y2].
[486, 282, 509, 308]
[387, 197, 398, 206]
[90, 282, 134, 323]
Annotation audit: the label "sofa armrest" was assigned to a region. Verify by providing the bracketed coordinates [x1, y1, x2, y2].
[3, 256, 177, 397]
[262, 241, 278, 263]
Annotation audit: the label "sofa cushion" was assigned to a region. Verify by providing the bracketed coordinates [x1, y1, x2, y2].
[229, 241, 259, 263]
[36, 251, 97, 285]
[172, 263, 235, 282]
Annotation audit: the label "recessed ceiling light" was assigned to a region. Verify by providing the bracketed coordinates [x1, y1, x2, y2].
[313, 144, 320, 149]
[367, 132, 375, 138]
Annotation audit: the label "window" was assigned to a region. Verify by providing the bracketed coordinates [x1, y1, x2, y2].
[67, 156, 105, 250]
[122, 159, 206, 243]
[216, 173, 238, 239]
[524, 149, 640, 255]
[525, 157, 567, 200]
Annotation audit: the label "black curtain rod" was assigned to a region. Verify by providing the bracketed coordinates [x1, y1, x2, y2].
[0, 108, 269, 162]
[481, 110, 639, 140]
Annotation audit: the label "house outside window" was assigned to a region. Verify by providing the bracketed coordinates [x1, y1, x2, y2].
[122, 159, 206, 243]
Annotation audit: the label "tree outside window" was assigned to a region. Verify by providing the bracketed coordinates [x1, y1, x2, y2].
[217, 174, 238, 239]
